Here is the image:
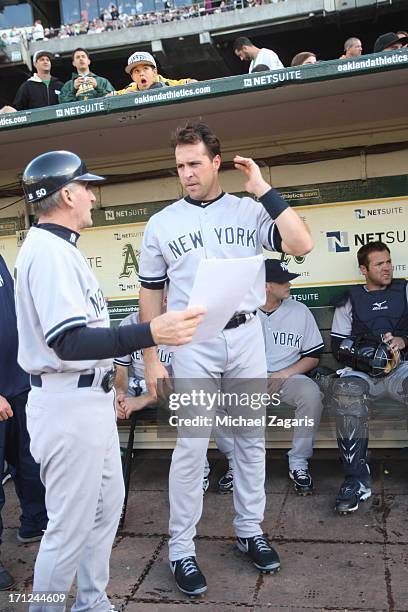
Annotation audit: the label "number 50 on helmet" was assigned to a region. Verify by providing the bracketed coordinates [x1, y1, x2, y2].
[22, 151, 105, 204]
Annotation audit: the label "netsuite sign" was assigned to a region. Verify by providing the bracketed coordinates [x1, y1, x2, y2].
[326, 230, 407, 252]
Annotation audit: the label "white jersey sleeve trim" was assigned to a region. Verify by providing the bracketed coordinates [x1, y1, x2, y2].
[263, 222, 282, 253]
[267, 223, 276, 250]
[45, 316, 87, 345]
[138, 272, 168, 283]
[114, 356, 132, 366]
[330, 332, 348, 339]
[300, 342, 325, 356]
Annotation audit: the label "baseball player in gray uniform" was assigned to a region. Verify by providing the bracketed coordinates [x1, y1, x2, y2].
[114, 310, 173, 419]
[259, 259, 324, 494]
[138, 122, 313, 596]
[15, 150, 205, 612]
[214, 259, 324, 496]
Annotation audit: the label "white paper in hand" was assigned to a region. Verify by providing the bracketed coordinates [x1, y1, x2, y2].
[187, 254, 264, 344]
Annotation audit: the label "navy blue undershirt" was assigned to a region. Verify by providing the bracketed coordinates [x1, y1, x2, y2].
[0, 255, 29, 398]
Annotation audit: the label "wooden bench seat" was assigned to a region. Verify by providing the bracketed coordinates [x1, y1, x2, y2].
[117, 305, 408, 449]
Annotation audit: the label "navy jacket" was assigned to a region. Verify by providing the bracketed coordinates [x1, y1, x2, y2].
[0, 256, 29, 398]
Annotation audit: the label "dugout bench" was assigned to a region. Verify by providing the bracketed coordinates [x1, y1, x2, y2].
[117, 306, 408, 452]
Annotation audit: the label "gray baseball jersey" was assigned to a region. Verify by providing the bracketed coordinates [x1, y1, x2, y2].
[15, 226, 112, 374]
[114, 310, 172, 379]
[258, 298, 324, 470]
[258, 298, 324, 372]
[139, 192, 281, 312]
[15, 223, 124, 611]
[139, 191, 283, 562]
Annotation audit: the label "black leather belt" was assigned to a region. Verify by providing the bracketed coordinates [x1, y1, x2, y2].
[30, 369, 115, 393]
[224, 311, 257, 330]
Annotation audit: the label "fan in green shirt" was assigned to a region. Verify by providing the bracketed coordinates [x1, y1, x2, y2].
[59, 47, 114, 103]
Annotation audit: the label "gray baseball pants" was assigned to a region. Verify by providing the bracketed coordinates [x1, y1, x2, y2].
[26, 378, 124, 612]
[210, 374, 324, 472]
[339, 362, 408, 401]
[281, 374, 324, 471]
[169, 316, 267, 561]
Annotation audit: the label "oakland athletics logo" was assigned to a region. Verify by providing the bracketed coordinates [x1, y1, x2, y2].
[281, 253, 306, 266]
[119, 243, 140, 279]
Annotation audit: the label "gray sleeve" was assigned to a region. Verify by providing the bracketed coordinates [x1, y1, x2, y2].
[331, 299, 353, 340]
[300, 308, 324, 356]
[113, 312, 138, 366]
[139, 217, 168, 289]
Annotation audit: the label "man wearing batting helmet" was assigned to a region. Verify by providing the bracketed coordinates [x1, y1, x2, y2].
[15, 150, 205, 611]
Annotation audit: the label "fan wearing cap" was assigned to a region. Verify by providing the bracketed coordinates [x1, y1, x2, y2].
[373, 31, 408, 53]
[14, 150, 205, 611]
[330, 241, 408, 515]
[256, 259, 325, 495]
[110, 51, 197, 95]
[0, 50, 63, 114]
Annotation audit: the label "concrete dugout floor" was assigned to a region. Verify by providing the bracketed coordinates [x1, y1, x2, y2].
[1, 448, 407, 612]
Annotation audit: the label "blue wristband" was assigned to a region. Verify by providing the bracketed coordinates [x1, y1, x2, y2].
[259, 188, 289, 219]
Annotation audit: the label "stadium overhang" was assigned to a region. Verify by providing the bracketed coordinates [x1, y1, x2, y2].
[0, 51, 407, 187]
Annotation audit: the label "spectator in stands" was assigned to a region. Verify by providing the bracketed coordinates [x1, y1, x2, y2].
[339, 37, 362, 59]
[109, 51, 196, 95]
[233, 36, 284, 73]
[0, 33, 8, 54]
[8, 27, 20, 44]
[43, 27, 55, 39]
[251, 64, 271, 72]
[59, 47, 114, 103]
[0, 50, 63, 114]
[1, 33, 9, 47]
[100, 7, 112, 21]
[374, 32, 408, 52]
[32, 20, 45, 42]
[291, 51, 317, 66]
[397, 31, 408, 47]
[110, 4, 119, 19]
[57, 25, 70, 39]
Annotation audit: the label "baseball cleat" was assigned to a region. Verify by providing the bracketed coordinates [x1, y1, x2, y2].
[335, 477, 371, 515]
[17, 529, 45, 544]
[289, 468, 314, 496]
[236, 535, 281, 573]
[0, 561, 15, 591]
[170, 556, 207, 596]
[218, 466, 234, 494]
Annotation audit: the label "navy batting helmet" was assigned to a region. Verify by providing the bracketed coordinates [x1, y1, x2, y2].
[22, 151, 105, 204]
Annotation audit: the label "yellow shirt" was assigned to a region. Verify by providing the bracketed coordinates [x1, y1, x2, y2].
[113, 74, 195, 95]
